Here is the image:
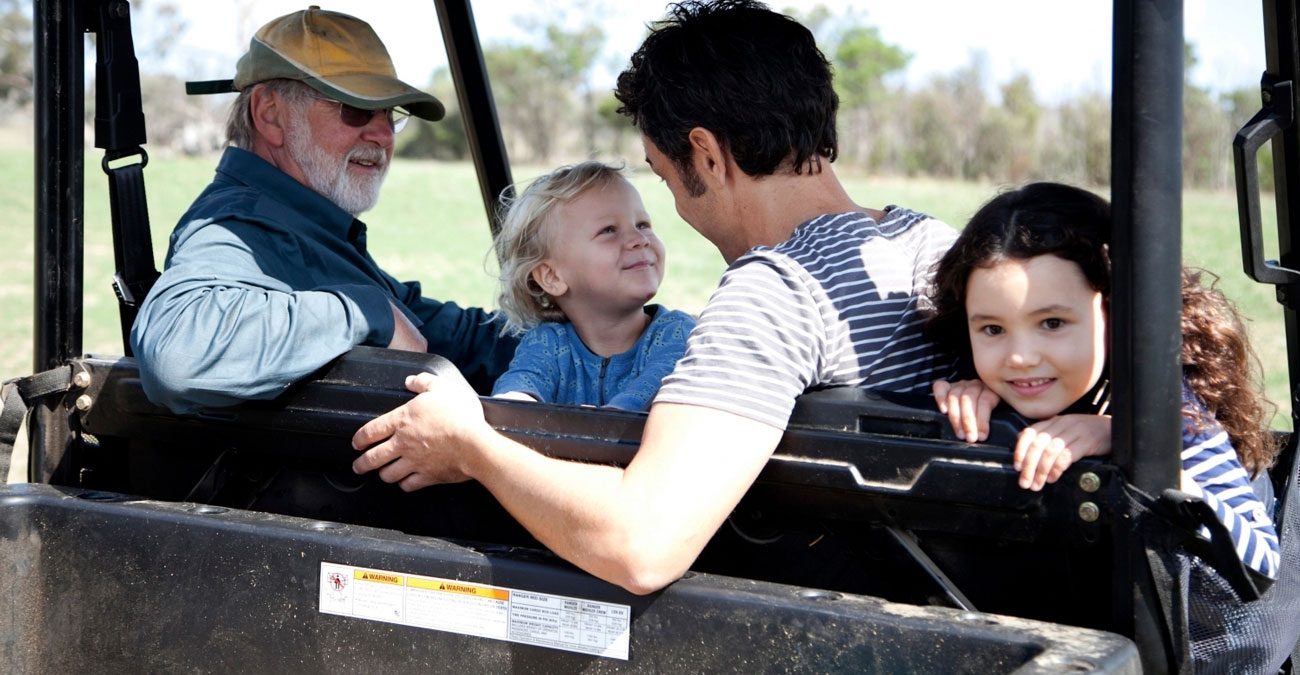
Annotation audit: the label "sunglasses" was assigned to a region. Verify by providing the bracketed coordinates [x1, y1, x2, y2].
[307, 94, 411, 134]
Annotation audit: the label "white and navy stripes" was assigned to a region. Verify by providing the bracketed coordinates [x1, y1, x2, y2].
[655, 207, 957, 429]
[1181, 384, 1281, 578]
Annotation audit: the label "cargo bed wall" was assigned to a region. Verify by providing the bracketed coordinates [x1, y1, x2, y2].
[50, 350, 1128, 631]
[0, 483, 1139, 674]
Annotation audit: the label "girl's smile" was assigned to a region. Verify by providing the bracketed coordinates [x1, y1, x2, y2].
[1006, 377, 1055, 397]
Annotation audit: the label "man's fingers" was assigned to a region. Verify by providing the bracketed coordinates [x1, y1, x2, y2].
[351, 404, 410, 475]
[406, 372, 438, 393]
[399, 471, 435, 493]
[377, 455, 416, 486]
[352, 407, 401, 454]
[352, 438, 395, 475]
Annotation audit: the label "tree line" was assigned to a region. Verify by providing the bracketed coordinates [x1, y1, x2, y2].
[0, 1, 1269, 191]
[396, 6, 1269, 192]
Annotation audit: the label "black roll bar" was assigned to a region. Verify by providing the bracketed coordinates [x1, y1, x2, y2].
[33, 0, 85, 373]
[1111, 0, 1184, 515]
[435, 0, 514, 237]
[1110, 0, 1185, 671]
[30, 0, 88, 484]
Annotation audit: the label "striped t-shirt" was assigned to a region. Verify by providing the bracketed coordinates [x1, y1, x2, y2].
[654, 207, 957, 429]
[1180, 383, 1280, 578]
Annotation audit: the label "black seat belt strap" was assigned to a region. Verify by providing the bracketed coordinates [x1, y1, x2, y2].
[93, 0, 158, 357]
[0, 367, 73, 484]
[105, 152, 158, 354]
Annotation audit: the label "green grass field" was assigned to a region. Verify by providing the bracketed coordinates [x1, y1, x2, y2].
[0, 148, 1290, 428]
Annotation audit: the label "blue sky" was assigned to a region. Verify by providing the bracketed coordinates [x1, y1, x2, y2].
[172, 1, 1265, 104]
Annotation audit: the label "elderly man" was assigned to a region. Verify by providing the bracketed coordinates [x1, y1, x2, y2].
[351, 0, 956, 594]
[132, 7, 516, 414]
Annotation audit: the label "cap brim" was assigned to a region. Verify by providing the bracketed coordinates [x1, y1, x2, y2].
[304, 74, 445, 121]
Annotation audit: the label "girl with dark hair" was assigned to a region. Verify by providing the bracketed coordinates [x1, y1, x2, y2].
[927, 182, 1280, 579]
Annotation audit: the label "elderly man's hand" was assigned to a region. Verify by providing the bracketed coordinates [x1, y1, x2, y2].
[351, 371, 488, 491]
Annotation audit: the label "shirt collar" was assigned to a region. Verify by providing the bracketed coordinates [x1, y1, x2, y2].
[216, 146, 364, 244]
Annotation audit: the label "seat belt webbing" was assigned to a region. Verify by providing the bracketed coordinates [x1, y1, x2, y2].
[94, 0, 158, 357]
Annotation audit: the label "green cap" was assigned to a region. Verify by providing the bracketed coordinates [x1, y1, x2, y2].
[187, 6, 444, 122]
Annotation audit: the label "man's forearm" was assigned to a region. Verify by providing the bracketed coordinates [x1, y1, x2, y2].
[464, 432, 667, 591]
[353, 376, 784, 595]
[460, 403, 782, 594]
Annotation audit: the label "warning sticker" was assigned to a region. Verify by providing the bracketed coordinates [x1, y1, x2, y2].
[318, 562, 630, 660]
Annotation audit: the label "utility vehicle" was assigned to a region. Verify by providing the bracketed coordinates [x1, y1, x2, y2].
[1, 0, 1296, 672]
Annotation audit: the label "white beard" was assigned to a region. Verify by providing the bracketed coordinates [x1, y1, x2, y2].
[286, 118, 389, 216]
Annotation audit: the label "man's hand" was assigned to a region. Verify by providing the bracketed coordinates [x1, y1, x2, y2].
[932, 379, 1000, 442]
[351, 371, 488, 490]
[1014, 414, 1112, 491]
[492, 391, 538, 402]
[387, 302, 428, 352]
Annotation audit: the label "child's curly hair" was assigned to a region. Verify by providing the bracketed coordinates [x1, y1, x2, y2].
[492, 160, 628, 335]
[1180, 268, 1279, 476]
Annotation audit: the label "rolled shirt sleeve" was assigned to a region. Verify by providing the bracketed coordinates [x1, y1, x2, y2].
[131, 147, 517, 413]
[131, 220, 392, 413]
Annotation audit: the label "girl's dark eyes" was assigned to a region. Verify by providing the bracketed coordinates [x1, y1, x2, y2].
[1042, 318, 1065, 330]
[979, 325, 1003, 336]
[636, 221, 652, 230]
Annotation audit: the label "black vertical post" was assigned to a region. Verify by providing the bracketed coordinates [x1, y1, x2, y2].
[434, 0, 514, 239]
[31, 0, 86, 485]
[34, 0, 85, 373]
[1111, 0, 1184, 671]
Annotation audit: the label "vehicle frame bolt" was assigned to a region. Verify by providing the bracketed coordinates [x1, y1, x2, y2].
[1078, 502, 1100, 523]
[1078, 472, 1101, 493]
[72, 371, 92, 388]
[74, 394, 93, 412]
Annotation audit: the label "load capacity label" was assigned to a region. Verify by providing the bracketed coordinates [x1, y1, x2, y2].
[319, 561, 630, 660]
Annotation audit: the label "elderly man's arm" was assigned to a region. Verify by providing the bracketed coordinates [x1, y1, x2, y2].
[131, 224, 399, 414]
[352, 372, 782, 594]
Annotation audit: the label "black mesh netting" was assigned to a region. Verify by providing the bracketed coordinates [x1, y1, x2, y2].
[1181, 460, 1300, 674]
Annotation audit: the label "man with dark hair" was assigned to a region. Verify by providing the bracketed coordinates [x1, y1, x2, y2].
[619, 0, 840, 197]
[351, 0, 955, 594]
[132, 7, 516, 414]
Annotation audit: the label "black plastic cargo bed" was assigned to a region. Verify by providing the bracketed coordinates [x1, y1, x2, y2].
[0, 347, 1147, 671]
[0, 482, 1139, 673]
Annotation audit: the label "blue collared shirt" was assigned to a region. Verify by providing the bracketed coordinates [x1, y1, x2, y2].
[131, 147, 516, 413]
[491, 305, 695, 411]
